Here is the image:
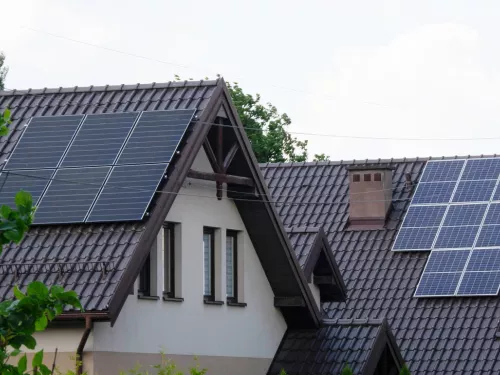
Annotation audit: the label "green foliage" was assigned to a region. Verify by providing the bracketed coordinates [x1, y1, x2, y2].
[341, 363, 353, 375]
[226, 81, 308, 163]
[313, 153, 330, 162]
[0, 282, 83, 374]
[400, 364, 411, 375]
[0, 52, 7, 91]
[0, 108, 11, 137]
[119, 352, 207, 375]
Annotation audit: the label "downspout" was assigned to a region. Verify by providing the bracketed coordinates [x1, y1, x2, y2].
[76, 316, 92, 375]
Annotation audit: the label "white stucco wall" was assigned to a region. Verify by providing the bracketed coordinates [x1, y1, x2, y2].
[27, 327, 93, 353]
[92, 149, 287, 359]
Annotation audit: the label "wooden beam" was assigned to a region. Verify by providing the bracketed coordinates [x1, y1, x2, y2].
[187, 169, 254, 187]
[274, 296, 305, 307]
[203, 140, 221, 173]
[313, 275, 335, 285]
[223, 143, 239, 172]
[216, 119, 224, 200]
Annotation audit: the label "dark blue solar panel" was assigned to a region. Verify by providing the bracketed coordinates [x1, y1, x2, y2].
[461, 158, 500, 181]
[425, 250, 470, 272]
[443, 204, 487, 226]
[456, 271, 500, 295]
[475, 225, 500, 247]
[434, 226, 479, 249]
[415, 272, 461, 296]
[62, 113, 139, 167]
[466, 249, 500, 271]
[392, 227, 439, 251]
[401, 206, 446, 227]
[33, 167, 110, 224]
[484, 203, 500, 225]
[412, 182, 455, 204]
[86, 163, 168, 222]
[117, 109, 194, 165]
[5, 115, 84, 170]
[0, 169, 54, 208]
[452, 180, 496, 203]
[420, 160, 464, 182]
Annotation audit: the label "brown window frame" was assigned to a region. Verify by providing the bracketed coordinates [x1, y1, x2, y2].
[203, 227, 215, 301]
[139, 253, 151, 297]
[163, 223, 175, 298]
[226, 231, 238, 303]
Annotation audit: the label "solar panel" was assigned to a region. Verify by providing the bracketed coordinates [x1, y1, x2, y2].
[0, 109, 195, 225]
[33, 167, 110, 224]
[434, 226, 480, 249]
[61, 113, 140, 167]
[420, 160, 464, 182]
[456, 272, 500, 295]
[117, 110, 194, 165]
[412, 182, 455, 204]
[414, 272, 462, 297]
[0, 169, 54, 208]
[394, 157, 500, 297]
[5, 115, 84, 170]
[86, 163, 168, 222]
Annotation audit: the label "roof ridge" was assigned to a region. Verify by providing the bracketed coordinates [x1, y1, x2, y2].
[260, 154, 500, 168]
[0, 79, 221, 97]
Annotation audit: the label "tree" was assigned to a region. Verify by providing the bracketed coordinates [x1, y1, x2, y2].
[313, 153, 330, 162]
[0, 52, 8, 91]
[0, 109, 82, 375]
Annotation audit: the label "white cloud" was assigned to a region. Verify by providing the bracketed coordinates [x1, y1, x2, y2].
[300, 23, 500, 160]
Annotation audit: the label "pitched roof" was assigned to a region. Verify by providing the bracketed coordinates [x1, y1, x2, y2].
[261, 158, 500, 374]
[268, 318, 403, 375]
[0, 80, 220, 316]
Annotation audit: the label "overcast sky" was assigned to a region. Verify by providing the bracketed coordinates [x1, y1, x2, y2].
[1, 0, 499, 161]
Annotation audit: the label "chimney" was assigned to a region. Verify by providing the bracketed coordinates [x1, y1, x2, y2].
[347, 166, 393, 229]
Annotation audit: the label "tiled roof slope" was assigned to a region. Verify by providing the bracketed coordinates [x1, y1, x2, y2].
[286, 227, 321, 270]
[0, 81, 219, 312]
[268, 319, 401, 375]
[261, 159, 500, 375]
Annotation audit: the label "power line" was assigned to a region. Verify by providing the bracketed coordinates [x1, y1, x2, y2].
[18, 26, 407, 110]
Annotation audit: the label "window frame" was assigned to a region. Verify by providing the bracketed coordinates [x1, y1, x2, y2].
[203, 227, 215, 301]
[138, 253, 152, 297]
[226, 230, 238, 303]
[163, 222, 176, 298]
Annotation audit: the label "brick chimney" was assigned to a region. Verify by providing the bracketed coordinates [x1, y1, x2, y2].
[347, 166, 393, 229]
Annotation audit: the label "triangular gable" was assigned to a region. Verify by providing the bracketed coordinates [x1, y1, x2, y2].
[107, 79, 321, 327]
[286, 226, 346, 302]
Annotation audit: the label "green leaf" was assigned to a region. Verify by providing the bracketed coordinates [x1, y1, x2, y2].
[49, 285, 64, 296]
[38, 364, 51, 375]
[32, 349, 44, 368]
[23, 335, 36, 349]
[14, 190, 32, 209]
[0, 124, 8, 136]
[27, 281, 49, 299]
[17, 354, 27, 373]
[3, 108, 10, 120]
[0, 204, 12, 218]
[35, 314, 48, 331]
[13, 285, 25, 300]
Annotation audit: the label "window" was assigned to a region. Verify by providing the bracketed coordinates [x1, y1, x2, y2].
[203, 228, 215, 300]
[139, 253, 152, 296]
[163, 223, 175, 298]
[226, 231, 238, 301]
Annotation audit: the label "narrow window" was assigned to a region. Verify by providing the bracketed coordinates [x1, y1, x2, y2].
[139, 253, 151, 296]
[226, 231, 238, 301]
[364, 174, 371, 182]
[353, 174, 360, 182]
[374, 173, 382, 182]
[203, 228, 215, 300]
[163, 223, 175, 298]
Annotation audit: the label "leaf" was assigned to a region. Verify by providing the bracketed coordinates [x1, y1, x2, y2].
[17, 354, 27, 373]
[0, 124, 8, 136]
[14, 190, 32, 209]
[35, 314, 48, 331]
[3, 108, 10, 120]
[27, 281, 49, 299]
[13, 285, 25, 300]
[38, 364, 51, 375]
[32, 349, 44, 368]
[49, 285, 64, 296]
[23, 335, 36, 349]
[0, 204, 12, 218]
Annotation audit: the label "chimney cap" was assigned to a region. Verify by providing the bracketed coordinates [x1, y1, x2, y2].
[347, 164, 395, 171]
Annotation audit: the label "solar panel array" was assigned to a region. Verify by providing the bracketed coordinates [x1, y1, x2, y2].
[0, 109, 195, 224]
[392, 158, 500, 297]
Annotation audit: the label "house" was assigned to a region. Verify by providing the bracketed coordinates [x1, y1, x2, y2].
[261, 159, 500, 374]
[0, 79, 368, 375]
